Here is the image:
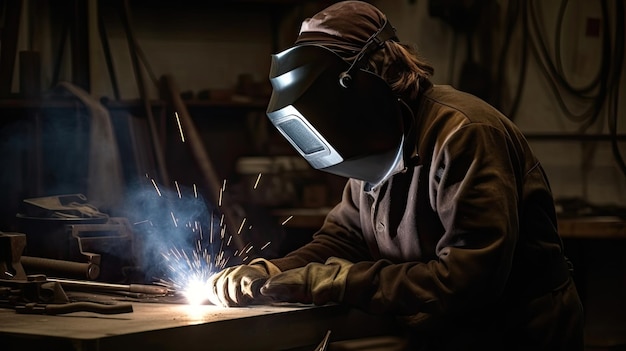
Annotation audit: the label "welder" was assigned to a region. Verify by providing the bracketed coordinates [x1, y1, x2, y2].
[208, 1, 584, 350]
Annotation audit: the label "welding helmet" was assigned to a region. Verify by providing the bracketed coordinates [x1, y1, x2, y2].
[265, 20, 405, 185]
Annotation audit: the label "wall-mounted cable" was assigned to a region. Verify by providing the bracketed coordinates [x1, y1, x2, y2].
[526, 0, 609, 129]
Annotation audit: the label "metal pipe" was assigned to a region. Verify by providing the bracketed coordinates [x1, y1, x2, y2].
[21, 256, 99, 280]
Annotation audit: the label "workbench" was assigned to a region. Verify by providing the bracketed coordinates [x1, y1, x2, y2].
[2, 216, 623, 351]
[558, 216, 626, 348]
[558, 216, 626, 239]
[0, 301, 396, 351]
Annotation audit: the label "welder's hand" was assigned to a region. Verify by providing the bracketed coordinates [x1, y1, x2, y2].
[208, 258, 281, 307]
[260, 257, 352, 306]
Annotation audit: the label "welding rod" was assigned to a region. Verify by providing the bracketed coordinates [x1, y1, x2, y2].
[46, 277, 169, 295]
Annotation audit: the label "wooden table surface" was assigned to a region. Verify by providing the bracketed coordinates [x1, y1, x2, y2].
[0, 301, 394, 351]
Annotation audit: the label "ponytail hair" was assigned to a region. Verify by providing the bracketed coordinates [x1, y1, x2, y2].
[367, 42, 434, 100]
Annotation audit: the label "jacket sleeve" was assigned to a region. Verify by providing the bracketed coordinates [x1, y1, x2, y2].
[343, 123, 520, 321]
[270, 179, 373, 271]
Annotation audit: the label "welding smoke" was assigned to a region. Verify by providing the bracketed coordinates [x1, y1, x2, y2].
[121, 179, 222, 284]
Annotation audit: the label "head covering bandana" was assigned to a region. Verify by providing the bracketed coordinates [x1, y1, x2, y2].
[295, 1, 394, 59]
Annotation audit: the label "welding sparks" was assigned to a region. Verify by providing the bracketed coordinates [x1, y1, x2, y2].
[218, 179, 227, 207]
[261, 241, 271, 250]
[175, 181, 182, 198]
[174, 112, 185, 142]
[151, 178, 162, 197]
[159, 242, 220, 305]
[281, 215, 294, 226]
[253, 173, 262, 189]
[158, 231, 248, 305]
[237, 217, 247, 234]
[157, 226, 251, 305]
[137, 176, 274, 305]
[170, 212, 178, 227]
[183, 279, 210, 305]
[209, 215, 214, 244]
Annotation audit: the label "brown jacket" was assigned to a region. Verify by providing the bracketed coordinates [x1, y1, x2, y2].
[271, 84, 584, 350]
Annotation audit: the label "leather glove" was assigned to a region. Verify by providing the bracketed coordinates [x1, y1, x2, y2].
[260, 257, 353, 306]
[208, 258, 281, 307]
